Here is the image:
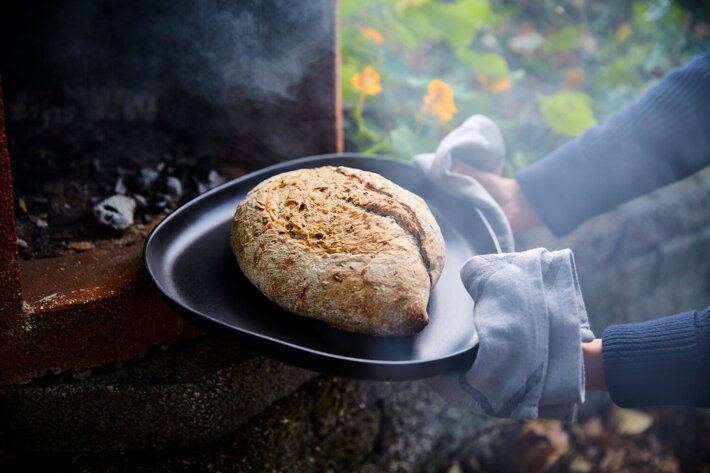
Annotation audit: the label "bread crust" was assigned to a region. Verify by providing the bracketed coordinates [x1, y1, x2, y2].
[230, 166, 445, 335]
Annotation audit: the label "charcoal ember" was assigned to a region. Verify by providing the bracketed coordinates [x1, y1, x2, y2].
[132, 194, 147, 207]
[28, 215, 48, 228]
[137, 168, 159, 192]
[152, 193, 177, 210]
[94, 195, 137, 230]
[16, 238, 30, 258]
[114, 177, 127, 195]
[197, 169, 225, 194]
[165, 176, 183, 198]
[49, 200, 83, 225]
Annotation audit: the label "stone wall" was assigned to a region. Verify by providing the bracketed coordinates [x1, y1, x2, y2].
[2, 167, 709, 472]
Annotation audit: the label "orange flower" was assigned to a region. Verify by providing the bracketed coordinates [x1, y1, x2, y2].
[477, 74, 512, 93]
[422, 79, 459, 121]
[361, 27, 383, 44]
[564, 68, 585, 89]
[350, 66, 383, 95]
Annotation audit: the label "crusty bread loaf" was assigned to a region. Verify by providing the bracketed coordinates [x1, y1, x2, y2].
[230, 166, 445, 335]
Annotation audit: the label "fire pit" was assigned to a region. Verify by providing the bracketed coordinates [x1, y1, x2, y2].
[0, 0, 340, 385]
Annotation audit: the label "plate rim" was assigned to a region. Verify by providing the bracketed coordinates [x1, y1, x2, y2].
[143, 153, 497, 380]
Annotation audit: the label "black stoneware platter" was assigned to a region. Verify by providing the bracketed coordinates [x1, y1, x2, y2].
[144, 154, 500, 381]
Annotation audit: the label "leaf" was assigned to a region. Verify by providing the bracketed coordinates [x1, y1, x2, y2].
[447, 463, 463, 473]
[645, 0, 672, 22]
[389, 125, 427, 161]
[614, 23, 632, 44]
[569, 456, 592, 473]
[457, 50, 510, 77]
[632, 1, 653, 32]
[513, 420, 570, 473]
[340, 62, 361, 103]
[510, 32, 545, 54]
[339, 0, 385, 20]
[449, 0, 494, 21]
[598, 44, 649, 87]
[413, 0, 495, 51]
[546, 26, 581, 52]
[391, 19, 421, 50]
[613, 407, 654, 435]
[443, 0, 497, 48]
[396, 0, 433, 13]
[537, 90, 598, 137]
[441, 0, 494, 50]
[401, 3, 442, 38]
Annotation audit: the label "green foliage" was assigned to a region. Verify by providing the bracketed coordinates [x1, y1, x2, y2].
[390, 125, 426, 161]
[457, 51, 510, 77]
[340, 0, 710, 172]
[538, 91, 598, 137]
[546, 26, 582, 52]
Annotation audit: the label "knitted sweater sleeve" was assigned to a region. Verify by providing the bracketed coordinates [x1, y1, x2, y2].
[516, 52, 710, 236]
[602, 306, 710, 407]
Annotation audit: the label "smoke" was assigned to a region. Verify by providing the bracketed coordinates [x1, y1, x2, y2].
[51, 0, 332, 104]
[1, 0, 335, 165]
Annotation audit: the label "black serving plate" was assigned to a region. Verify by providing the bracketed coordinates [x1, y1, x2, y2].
[144, 154, 500, 381]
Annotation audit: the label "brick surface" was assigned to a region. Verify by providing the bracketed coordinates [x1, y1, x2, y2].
[0, 242, 202, 385]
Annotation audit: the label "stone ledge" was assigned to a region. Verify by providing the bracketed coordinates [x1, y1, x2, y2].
[0, 242, 203, 385]
[0, 334, 316, 451]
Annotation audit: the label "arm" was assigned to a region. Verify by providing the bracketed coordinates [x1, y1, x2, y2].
[601, 306, 710, 407]
[517, 52, 710, 236]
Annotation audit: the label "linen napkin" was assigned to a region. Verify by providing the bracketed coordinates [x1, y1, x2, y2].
[416, 115, 595, 420]
[414, 114, 515, 252]
[434, 249, 595, 420]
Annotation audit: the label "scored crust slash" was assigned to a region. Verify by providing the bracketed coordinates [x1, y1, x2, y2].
[230, 166, 446, 336]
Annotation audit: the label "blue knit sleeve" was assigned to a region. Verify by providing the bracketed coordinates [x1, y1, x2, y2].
[601, 306, 710, 408]
[516, 52, 710, 236]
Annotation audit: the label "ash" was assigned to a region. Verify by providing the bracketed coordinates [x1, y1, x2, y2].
[9, 86, 245, 259]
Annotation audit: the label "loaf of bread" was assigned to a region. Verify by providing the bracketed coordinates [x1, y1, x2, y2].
[230, 166, 445, 335]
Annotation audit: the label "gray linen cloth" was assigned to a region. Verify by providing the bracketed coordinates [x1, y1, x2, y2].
[414, 114, 515, 253]
[414, 115, 595, 420]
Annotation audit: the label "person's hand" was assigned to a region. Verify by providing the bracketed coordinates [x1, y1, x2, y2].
[582, 339, 606, 391]
[451, 158, 542, 235]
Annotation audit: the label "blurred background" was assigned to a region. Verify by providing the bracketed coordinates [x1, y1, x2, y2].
[340, 1, 710, 472]
[340, 0, 710, 171]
